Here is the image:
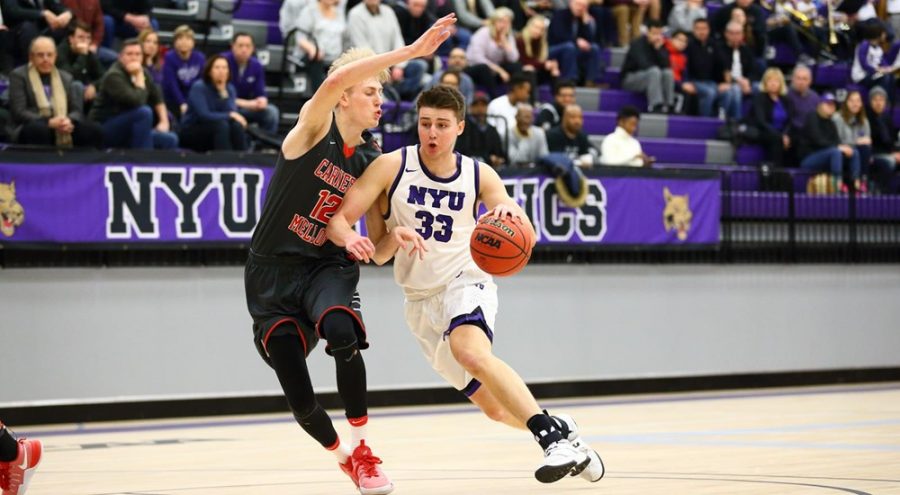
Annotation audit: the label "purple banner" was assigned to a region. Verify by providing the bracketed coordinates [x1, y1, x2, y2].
[502, 174, 720, 245]
[0, 163, 274, 243]
[0, 163, 718, 245]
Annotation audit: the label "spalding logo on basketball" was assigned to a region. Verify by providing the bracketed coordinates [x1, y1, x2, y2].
[469, 215, 533, 276]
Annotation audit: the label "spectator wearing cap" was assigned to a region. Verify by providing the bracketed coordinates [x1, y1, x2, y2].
[456, 91, 506, 169]
[162, 25, 205, 118]
[867, 86, 899, 194]
[508, 103, 549, 166]
[600, 105, 653, 166]
[223, 32, 279, 134]
[797, 93, 860, 192]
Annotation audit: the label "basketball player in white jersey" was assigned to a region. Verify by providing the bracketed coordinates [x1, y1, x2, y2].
[327, 86, 605, 484]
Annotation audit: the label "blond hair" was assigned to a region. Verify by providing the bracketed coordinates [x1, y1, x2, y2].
[759, 67, 787, 95]
[328, 47, 390, 85]
[173, 24, 195, 41]
[521, 16, 548, 62]
[489, 7, 515, 39]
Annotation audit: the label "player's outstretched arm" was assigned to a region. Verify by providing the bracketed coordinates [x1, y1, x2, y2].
[478, 164, 537, 246]
[327, 152, 403, 262]
[282, 14, 457, 159]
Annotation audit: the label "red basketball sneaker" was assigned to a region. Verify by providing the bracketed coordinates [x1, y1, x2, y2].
[0, 438, 43, 495]
[350, 441, 393, 495]
[339, 457, 358, 488]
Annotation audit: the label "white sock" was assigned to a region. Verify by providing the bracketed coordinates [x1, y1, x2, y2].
[348, 416, 368, 448]
[327, 437, 351, 464]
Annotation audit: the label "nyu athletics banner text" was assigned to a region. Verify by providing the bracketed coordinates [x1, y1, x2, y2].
[0, 161, 719, 246]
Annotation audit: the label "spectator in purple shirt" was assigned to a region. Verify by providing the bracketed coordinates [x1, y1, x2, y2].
[223, 32, 279, 134]
[162, 24, 205, 119]
[179, 55, 248, 152]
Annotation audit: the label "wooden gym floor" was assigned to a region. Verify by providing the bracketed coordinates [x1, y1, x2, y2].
[15, 382, 900, 495]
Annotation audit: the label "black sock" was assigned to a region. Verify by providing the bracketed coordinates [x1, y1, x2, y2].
[322, 311, 368, 419]
[547, 411, 571, 438]
[0, 425, 18, 461]
[267, 334, 338, 448]
[526, 413, 563, 450]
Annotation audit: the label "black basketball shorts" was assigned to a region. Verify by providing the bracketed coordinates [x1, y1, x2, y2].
[244, 251, 369, 367]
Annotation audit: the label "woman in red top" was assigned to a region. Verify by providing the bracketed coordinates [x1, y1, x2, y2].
[515, 16, 560, 85]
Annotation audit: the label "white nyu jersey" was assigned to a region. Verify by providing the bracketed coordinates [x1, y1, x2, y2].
[385, 146, 487, 295]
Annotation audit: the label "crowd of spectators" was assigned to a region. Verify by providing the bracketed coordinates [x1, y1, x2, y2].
[0, 0, 277, 153]
[0, 0, 898, 192]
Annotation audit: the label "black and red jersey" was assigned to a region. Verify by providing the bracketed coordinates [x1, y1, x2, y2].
[250, 117, 381, 258]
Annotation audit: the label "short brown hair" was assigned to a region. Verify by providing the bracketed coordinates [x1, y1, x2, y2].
[416, 85, 466, 122]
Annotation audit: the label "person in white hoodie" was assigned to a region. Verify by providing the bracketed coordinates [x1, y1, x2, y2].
[600, 105, 655, 166]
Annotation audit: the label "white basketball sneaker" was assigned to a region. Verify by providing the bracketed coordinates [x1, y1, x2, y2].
[534, 439, 589, 483]
[553, 413, 605, 482]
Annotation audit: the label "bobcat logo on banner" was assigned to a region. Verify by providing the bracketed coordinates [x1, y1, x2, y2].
[0, 181, 25, 238]
[663, 187, 692, 241]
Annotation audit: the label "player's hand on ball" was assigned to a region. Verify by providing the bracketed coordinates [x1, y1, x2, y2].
[346, 234, 376, 263]
[392, 226, 428, 260]
[482, 204, 524, 225]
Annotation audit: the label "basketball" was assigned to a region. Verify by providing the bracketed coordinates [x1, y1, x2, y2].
[470, 215, 533, 276]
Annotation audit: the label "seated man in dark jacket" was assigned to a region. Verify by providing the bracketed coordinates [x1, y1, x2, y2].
[56, 21, 103, 107]
[866, 87, 899, 194]
[797, 93, 860, 191]
[621, 19, 674, 113]
[7, 36, 102, 147]
[547, 103, 599, 167]
[683, 18, 717, 117]
[715, 20, 758, 121]
[89, 38, 177, 149]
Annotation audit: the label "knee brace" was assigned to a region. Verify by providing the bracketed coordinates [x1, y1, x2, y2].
[321, 310, 359, 361]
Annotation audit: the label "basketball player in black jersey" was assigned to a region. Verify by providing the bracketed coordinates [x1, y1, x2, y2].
[244, 15, 456, 495]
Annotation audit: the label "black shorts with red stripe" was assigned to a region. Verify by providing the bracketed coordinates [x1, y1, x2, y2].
[244, 250, 368, 368]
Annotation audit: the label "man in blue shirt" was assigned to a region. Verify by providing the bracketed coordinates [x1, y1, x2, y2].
[223, 32, 279, 134]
